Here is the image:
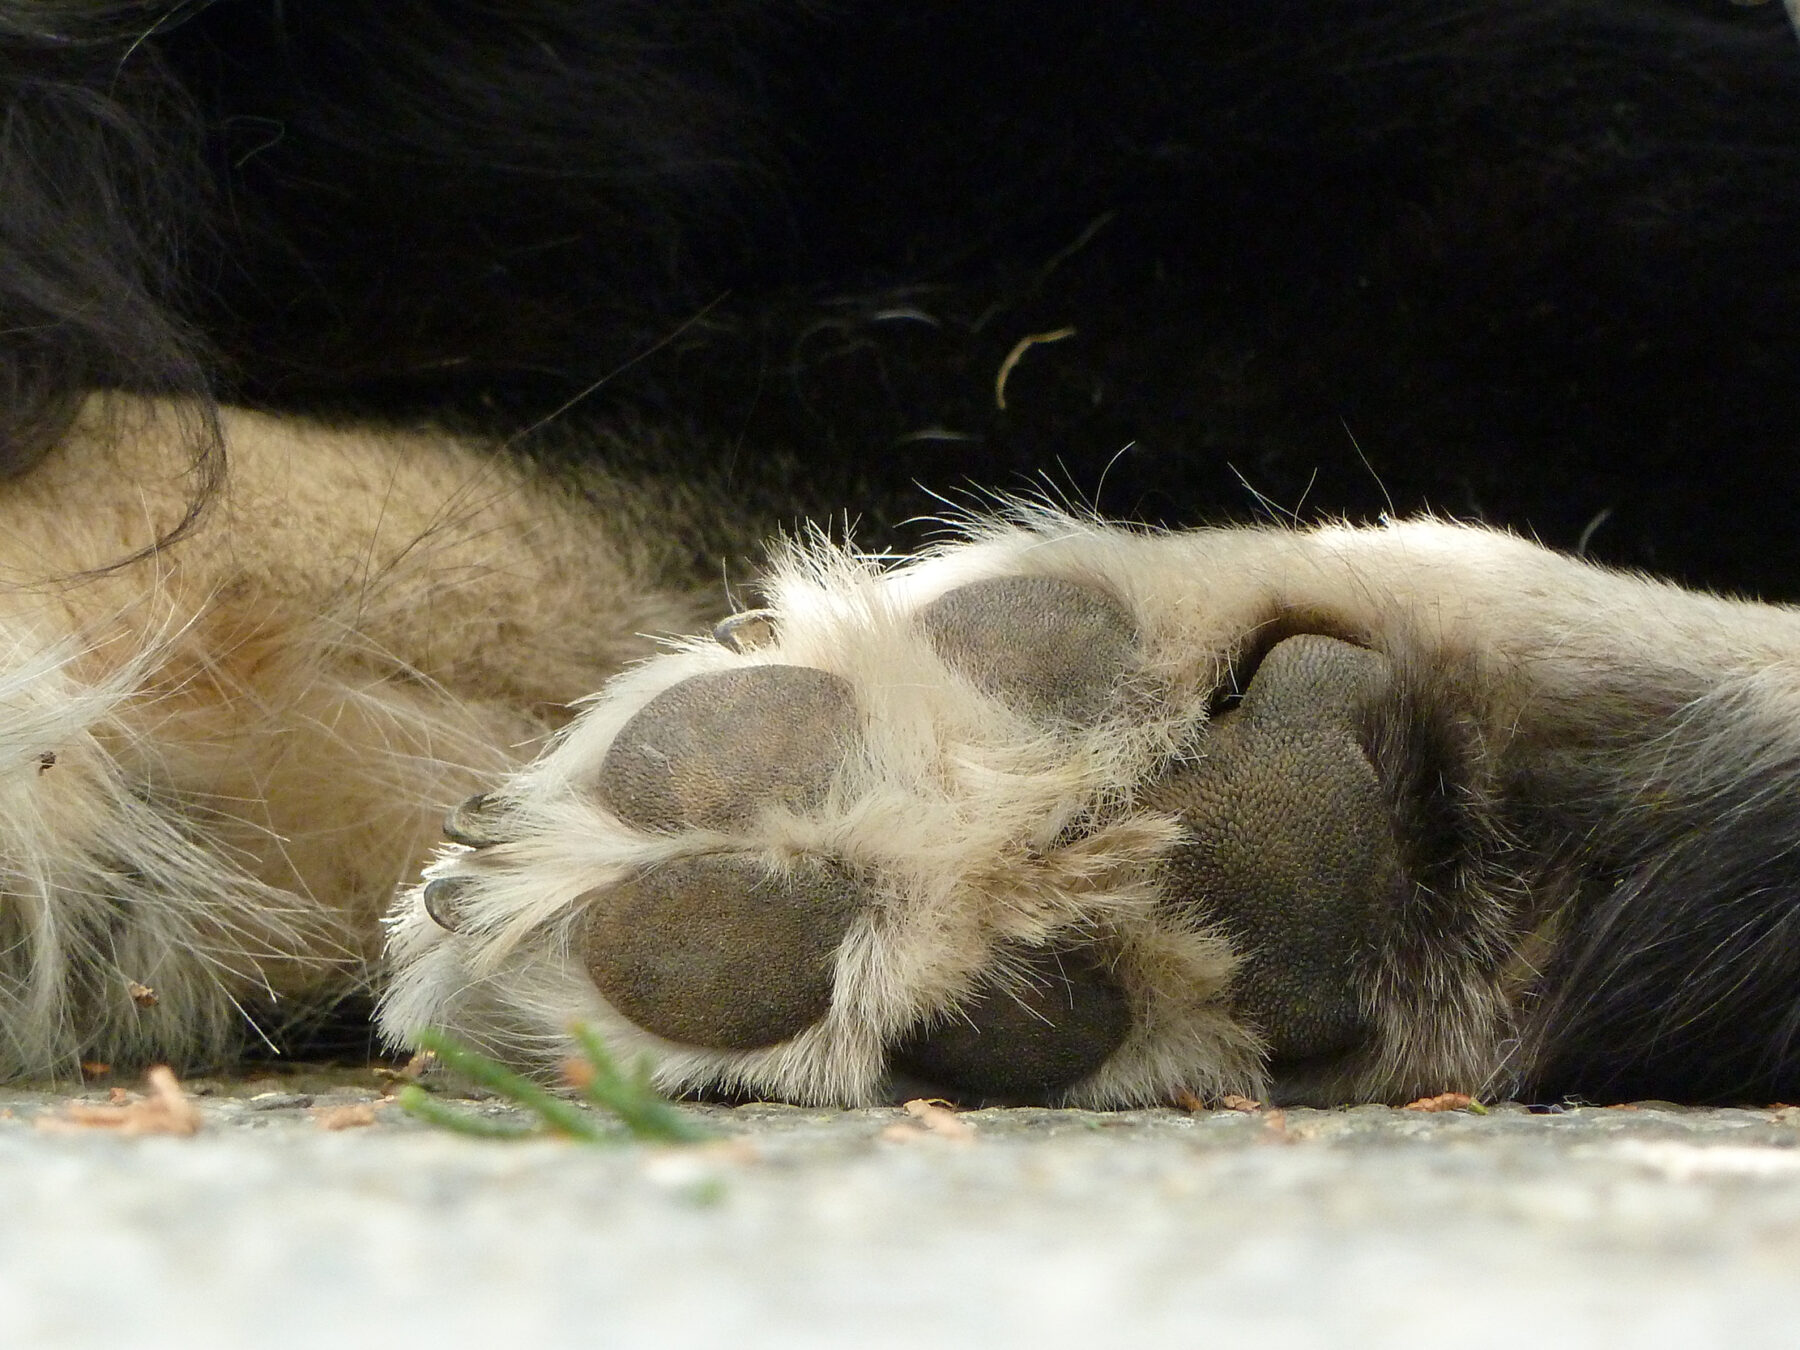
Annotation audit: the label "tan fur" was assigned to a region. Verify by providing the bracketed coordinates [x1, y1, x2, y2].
[0, 396, 710, 1076]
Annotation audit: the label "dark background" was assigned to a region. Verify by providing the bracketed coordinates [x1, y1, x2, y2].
[6, 1, 1799, 593]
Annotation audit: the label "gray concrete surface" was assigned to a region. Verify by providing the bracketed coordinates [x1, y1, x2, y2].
[3, 1070, 1799, 1348]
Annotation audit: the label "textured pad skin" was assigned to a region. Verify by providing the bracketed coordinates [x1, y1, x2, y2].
[892, 941, 1132, 1098]
[598, 665, 856, 832]
[1145, 635, 1404, 1062]
[918, 576, 1137, 723]
[579, 854, 867, 1050]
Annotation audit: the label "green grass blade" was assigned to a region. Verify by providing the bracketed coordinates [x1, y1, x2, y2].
[396, 1085, 538, 1140]
[411, 1027, 613, 1142]
[568, 1022, 713, 1143]
[401, 1024, 710, 1146]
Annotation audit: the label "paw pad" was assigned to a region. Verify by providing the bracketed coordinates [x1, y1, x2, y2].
[893, 941, 1131, 1098]
[578, 854, 868, 1049]
[598, 665, 857, 832]
[1146, 635, 1403, 1061]
[919, 576, 1136, 722]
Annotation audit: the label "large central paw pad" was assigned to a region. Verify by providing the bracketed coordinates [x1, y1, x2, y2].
[1147, 635, 1405, 1062]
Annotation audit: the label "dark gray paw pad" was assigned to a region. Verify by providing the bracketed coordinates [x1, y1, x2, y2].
[598, 666, 857, 833]
[891, 942, 1130, 1099]
[443, 792, 509, 849]
[918, 576, 1137, 723]
[579, 854, 868, 1050]
[1145, 634, 1402, 1062]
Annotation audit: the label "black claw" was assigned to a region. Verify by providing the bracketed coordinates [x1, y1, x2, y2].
[712, 609, 777, 653]
[422, 876, 478, 932]
[443, 792, 508, 848]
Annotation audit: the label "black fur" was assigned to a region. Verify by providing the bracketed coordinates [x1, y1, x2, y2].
[1520, 682, 1800, 1103]
[6, 2, 1800, 578]
[0, 5, 214, 468]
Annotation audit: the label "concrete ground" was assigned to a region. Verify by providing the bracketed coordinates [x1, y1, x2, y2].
[4, 1069, 1798, 1348]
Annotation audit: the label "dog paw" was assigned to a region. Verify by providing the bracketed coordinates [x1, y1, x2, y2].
[380, 516, 1511, 1106]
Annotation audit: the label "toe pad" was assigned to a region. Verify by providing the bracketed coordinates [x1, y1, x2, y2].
[893, 941, 1131, 1098]
[919, 576, 1137, 723]
[579, 854, 870, 1050]
[598, 666, 857, 833]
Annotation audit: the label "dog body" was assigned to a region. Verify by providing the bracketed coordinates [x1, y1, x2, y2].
[4, 4, 1800, 1103]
